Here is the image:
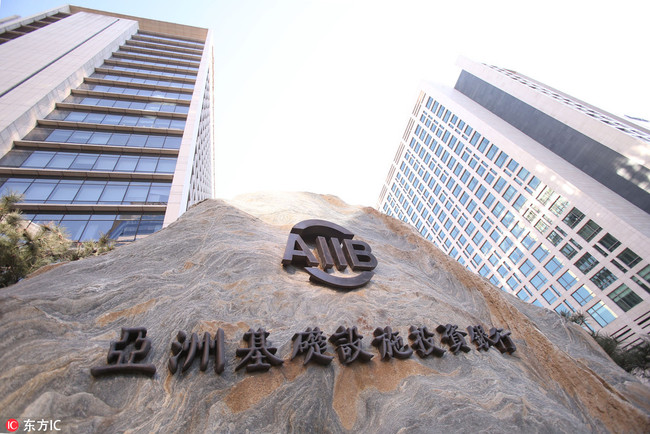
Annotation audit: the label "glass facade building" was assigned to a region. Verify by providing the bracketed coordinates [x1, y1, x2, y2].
[0, 5, 214, 242]
[378, 58, 650, 348]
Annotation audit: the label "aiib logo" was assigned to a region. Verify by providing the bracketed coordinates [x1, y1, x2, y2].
[281, 219, 378, 289]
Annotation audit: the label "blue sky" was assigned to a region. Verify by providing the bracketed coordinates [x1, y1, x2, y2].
[1, 0, 648, 206]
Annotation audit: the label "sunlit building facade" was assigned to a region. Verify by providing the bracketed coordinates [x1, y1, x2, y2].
[378, 58, 650, 347]
[0, 5, 214, 242]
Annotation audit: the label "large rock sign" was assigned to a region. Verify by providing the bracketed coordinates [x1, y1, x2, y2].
[1, 192, 649, 433]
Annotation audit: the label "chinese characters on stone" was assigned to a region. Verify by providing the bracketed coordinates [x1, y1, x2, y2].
[91, 323, 517, 377]
[90, 327, 156, 377]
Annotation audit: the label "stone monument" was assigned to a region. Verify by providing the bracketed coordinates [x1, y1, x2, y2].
[1, 192, 648, 432]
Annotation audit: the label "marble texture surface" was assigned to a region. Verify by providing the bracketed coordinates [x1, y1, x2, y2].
[1, 191, 649, 433]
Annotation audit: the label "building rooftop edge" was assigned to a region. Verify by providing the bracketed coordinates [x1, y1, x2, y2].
[455, 56, 650, 145]
[69, 5, 209, 41]
[418, 80, 650, 236]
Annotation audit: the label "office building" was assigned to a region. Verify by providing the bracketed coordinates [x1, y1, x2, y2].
[0, 5, 214, 242]
[378, 57, 650, 347]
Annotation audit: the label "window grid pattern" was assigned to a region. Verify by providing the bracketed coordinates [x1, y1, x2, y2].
[122, 43, 203, 61]
[108, 56, 199, 71]
[103, 63, 197, 80]
[186, 71, 213, 207]
[46, 110, 186, 129]
[379, 93, 648, 336]
[79, 83, 192, 100]
[23, 212, 164, 243]
[25, 128, 181, 149]
[0, 28, 209, 245]
[63, 95, 189, 114]
[0, 149, 176, 174]
[114, 50, 200, 67]
[90, 72, 194, 90]
[0, 178, 171, 205]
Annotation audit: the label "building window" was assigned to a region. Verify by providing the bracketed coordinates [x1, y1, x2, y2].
[631, 265, 650, 294]
[502, 186, 517, 203]
[558, 270, 579, 290]
[562, 207, 585, 229]
[0, 178, 171, 205]
[6, 150, 178, 174]
[571, 285, 594, 306]
[575, 253, 599, 275]
[511, 222, 525, 239]
[616, 248, 641, 269]
[587, 302, 617, 327]
[542, 288, 558, 305]
[537, 186, 556, 206]
[598, 233, 621, 253]
[499, 237, 513, 253]
[532, 245, 549, 262]
[530, 272, 548, 289]
[577, 220, 602, 242]
[517, 287, 531, 301]
[513, 195, 526, 211]
[494, 177, 506, 192]
[534, 219, 549, 234]
[509, 247, 524, 264]
[608, 284, 643, 312]
[522, 232, 538, 250]
[549, 197, 569, 217]
[492, 202, 506, 218]
[517, 167, 530, 183]
[484, 193, 495, 208]
[26, 212, 164, 242]
[528, 176, 541, 191]
[546, 230, 564, 246]
[544, 257, 563, 276]
[523, 207, 538, 223]
[495, 152, 508, 168]
[519, 259, 535, 277]
[554, 301, 576, 314]
[29, 128, 182, 149]
[46, 109, 187, 129]
[560, 243, 578, 260]
[589, 267, 617, 290]
[501, 211, 515, 227]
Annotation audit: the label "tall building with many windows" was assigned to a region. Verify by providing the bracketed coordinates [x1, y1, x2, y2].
[378, 57, 650, 347]
[0, 5, 214, 242]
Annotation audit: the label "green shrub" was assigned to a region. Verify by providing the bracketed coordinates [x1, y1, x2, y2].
[559, 309, 650, 374]
[0, 193, 114, 287]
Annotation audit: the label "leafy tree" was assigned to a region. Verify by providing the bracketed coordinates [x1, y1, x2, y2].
[1, 193, 113, 287]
